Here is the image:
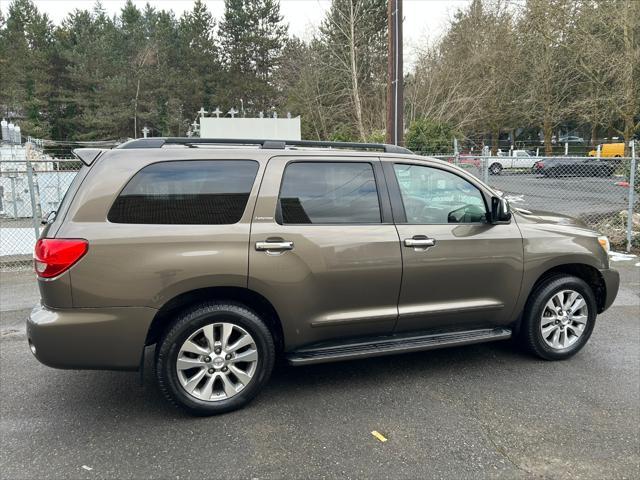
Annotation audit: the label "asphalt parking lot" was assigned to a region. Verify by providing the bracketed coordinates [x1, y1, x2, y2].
[484, 173, 630, 218]
[1, 261, 639, 479]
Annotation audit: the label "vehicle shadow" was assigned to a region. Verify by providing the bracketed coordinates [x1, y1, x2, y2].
[41, 338, 534, 420]
[86, 341, 528, 418]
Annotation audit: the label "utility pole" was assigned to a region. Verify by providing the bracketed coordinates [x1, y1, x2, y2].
[386, 0, 403, 146]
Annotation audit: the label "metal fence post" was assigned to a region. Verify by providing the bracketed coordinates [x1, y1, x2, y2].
[8, 175, 18, 218]
[482, 146, 489, 183]
[453, 137, 459, 166]
[626, 141, 637, 253]
[26, 160, 40, 241]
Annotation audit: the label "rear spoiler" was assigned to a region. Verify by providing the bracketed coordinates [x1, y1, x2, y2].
[72, 148, 104, 166]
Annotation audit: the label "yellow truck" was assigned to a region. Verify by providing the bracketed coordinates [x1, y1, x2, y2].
[588, 143, 625, 157]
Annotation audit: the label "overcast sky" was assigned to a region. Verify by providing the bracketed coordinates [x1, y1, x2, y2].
[4, 0, 472, 65]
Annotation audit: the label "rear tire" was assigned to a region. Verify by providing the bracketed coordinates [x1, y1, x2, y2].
[520, 275, 597, 360]
[156, 302, 276, 415]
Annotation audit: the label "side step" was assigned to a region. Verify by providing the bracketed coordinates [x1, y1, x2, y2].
[287, 327, 512, 366]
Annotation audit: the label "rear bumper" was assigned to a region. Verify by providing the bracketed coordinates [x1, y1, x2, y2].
[27, 304, 156, 370]
[600, 268, 620, 312]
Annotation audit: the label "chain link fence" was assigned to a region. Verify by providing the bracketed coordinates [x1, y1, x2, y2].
[1, 158, 82, 269]
[428, 144, 638, 252]
[1, 142, 638, 270]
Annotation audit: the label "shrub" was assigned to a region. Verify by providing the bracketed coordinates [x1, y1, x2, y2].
[405, 118, 461, 154]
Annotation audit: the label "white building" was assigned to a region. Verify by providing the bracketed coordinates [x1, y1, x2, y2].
[199, 116, 301, 140]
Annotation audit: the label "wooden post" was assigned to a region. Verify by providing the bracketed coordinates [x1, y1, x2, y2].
[386, 0, 403, 146]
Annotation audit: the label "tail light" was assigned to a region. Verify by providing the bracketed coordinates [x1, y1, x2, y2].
[34, 238, 88, 278]
[535, 161, 544, 168]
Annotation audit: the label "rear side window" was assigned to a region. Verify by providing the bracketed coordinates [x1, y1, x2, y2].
[278, 162, 381, 224]
[108, 160, 258, 224]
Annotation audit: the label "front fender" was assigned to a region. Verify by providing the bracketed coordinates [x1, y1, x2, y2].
[513, 219, 607, 316]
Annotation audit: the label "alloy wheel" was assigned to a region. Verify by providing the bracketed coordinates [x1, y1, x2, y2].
[176, 322, 258, 401]
[540, 290, 589, 350]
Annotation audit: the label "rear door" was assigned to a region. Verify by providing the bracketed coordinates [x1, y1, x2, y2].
[384, 159, 523, 333]
[249, 156, 402, 351]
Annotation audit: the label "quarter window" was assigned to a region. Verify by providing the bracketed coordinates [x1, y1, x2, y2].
[393, 164, 487, 224]
[108, 160, 258, 224]
[279, 162, 381, 224]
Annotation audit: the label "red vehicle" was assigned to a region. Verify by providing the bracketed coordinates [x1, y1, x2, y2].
[445, 154, 481, 168]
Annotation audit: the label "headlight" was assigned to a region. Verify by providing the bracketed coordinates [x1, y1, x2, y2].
[598, 236, 610, 254]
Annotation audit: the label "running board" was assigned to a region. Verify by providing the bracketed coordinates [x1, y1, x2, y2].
[286, 327, 512, 366]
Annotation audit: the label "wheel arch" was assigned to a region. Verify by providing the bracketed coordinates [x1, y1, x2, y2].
[530, 263, 606, 313]
[512, 262, 607, 336]
[146, 287, 285, 352]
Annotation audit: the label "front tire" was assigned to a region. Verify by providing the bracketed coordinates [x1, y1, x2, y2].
[520, 275, 597, 360]
[489, 163, 503, 175]
[156, 302, 276, 415]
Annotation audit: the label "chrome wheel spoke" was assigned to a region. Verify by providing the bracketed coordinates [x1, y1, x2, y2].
[199, 374, 215, 400]
[560, 329, 568, 348]
[569, 296, 586, 313]
[181, 340, 209, 356]
[229, 365, 252, 385]
[567, 324, 582, 337]
[572, 314, 587, 325]
[183, 368, 206, 393]
[563, 291, 578, 310]
[544, 299, 557, 314]
[221, 323, 234, 350]
[218, 372, 238, 398]
[227, 334, 254, 353]
[230, 348, 258, 363]
[177, 357, 206, 370]
[541, 314, 557, 327]
[202, 324, 215, 352]
[542, 324, 558, 336]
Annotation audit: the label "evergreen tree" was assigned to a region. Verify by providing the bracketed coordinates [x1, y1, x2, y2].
[0, 0, 56, 137]
[218, 0, 287, 114]
[177, 0, 220, 128]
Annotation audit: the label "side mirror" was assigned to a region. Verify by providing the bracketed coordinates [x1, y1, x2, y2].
[41, 210, 57, 225]
[491, 196, 512, 224]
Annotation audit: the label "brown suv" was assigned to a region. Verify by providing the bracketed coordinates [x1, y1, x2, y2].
[27, 138, 619, 415]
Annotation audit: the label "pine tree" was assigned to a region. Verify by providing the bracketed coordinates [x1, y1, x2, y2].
[218, 0, 287, 114]
[177, 0, 220, 129]
[0, 0, 56, 137]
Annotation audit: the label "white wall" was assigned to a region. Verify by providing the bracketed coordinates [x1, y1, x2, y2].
[199, 117, 301, 140]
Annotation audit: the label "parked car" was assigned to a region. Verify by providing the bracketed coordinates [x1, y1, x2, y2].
[534, 157, 616, 177]
[489, 150, 537, 174]
[28, 138, 619, 415]
[588, 143, 625, 158]
[445, 154, 481, 168]
[558, 135, 585, 145]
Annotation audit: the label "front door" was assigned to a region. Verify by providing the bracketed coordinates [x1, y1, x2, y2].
[249, 157, 402, 351]
[385, 160, 524, 333]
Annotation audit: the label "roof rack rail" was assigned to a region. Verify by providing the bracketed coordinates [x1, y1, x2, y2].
[116, 137, 413, 155]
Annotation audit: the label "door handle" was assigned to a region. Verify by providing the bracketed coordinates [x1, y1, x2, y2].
[404, 237, 436, 248]
[255, 240, 294, 252]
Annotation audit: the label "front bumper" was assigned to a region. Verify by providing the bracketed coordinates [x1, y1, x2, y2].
[599, 268, 620, 312]
[27, 304, 156, 370]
